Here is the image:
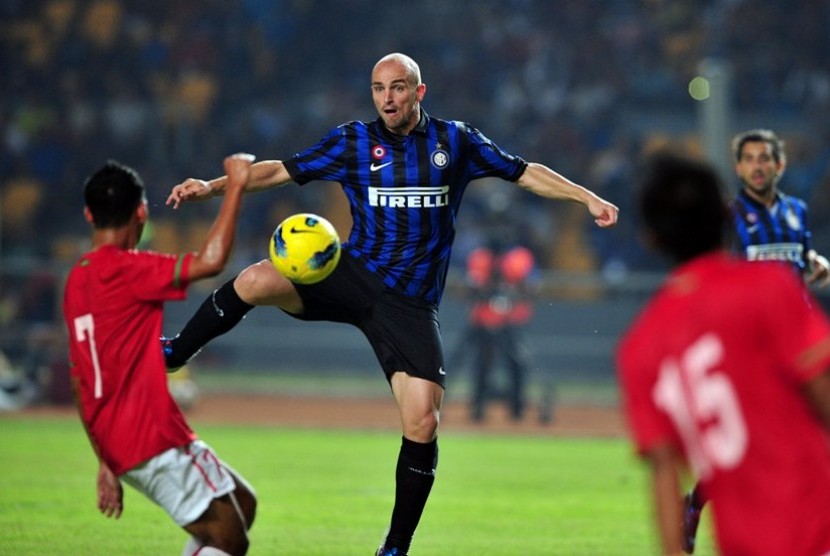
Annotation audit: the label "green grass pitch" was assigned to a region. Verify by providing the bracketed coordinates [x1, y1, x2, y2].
[0, 417, 715, 555]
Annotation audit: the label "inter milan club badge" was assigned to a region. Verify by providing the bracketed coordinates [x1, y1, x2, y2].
[785, 208, 801, 231]
[431, 144, 449, 170]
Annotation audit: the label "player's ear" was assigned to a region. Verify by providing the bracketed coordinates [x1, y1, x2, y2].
[416, 82, 426, 102]
[776, 159, 786, 179]
[136, 202, 148, 224]
[83, 206, 95, 225]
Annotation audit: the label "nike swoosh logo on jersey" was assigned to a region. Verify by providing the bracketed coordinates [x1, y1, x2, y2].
[289, 227, 314, 234]
[370, 161, 392, 172]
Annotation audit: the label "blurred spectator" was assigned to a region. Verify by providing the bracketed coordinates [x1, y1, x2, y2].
[1, 167, 43, 255]
[460, 220, 540, 422]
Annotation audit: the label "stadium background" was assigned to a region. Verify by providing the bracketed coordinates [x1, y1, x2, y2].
[2, 0, 830, 426]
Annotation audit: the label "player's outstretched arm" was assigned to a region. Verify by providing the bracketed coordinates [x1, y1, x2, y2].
[166, 159, 292, 209]
[186, 153, 255, 281]
[516, 162, 619, 227]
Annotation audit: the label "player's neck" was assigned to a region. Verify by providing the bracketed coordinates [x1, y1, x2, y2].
[743, 186, 776, 208]
[91, 227, 140, 251]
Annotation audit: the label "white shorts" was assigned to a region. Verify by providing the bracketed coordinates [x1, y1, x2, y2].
[121, 440, 239, 527]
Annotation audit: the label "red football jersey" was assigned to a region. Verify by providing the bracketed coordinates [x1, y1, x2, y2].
[618, 251, 830, 556]
[63, 246, 196, 475]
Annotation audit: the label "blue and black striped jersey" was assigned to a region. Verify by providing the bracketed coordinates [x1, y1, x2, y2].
[730, 188, 813, 275]
[283, 110, 527, 304]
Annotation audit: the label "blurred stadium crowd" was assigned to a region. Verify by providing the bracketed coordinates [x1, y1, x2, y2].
[2, 1, 830, 385]
[4, 0, 830, 264]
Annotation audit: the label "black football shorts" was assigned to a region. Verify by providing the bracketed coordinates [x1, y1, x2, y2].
[286, 250, 446, 388]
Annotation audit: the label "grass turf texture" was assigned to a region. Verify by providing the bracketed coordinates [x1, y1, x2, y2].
[0, 418, 715, 555]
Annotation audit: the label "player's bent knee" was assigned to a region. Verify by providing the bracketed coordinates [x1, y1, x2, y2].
[234, 262, 277, 300]
[402, 412, 440, 442]
[186, 530, 249, 556]
[186, 495, 251, 555]
[219, 534, 250, 556]
[235, 261, 300, 308]
[199, 527, 250, 556]
[201, 535, 249, 556]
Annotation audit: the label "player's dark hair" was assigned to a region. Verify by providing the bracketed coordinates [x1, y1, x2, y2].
[638, 153, 728, 263]
[83, 160, 146, 228]
[731, 129, 786, 164]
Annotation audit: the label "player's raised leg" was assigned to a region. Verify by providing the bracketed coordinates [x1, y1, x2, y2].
[163, 261, 301, 369]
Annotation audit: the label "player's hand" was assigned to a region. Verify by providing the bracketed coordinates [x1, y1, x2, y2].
[807, 253, 830, 287]
[224, 153, 256, 190]
[96, 461, 123, 519]
[166, 178, 214, 209]
[588, 197, 619, 228]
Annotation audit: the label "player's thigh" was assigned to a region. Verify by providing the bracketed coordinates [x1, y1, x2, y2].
[225, 467, 257, 528]
[235, 259, 303, 311]
[184, 463, 255, 548]
[183, 493, 248, 547]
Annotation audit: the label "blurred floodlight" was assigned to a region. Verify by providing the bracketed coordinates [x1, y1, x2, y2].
[688, 76, 711, 101]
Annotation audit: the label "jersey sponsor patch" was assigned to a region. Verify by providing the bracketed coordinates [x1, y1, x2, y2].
[746, 242, 803, 263]
[368, 185, 450, 208]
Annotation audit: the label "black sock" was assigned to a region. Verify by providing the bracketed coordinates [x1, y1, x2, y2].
[384, 437, 438, 553]
[690, 483, 708, 510]
[165, 278, 254, 368]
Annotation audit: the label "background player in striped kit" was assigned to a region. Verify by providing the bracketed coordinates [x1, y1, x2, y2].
[730, 128, 830, 284]
[63, 155, 258, 555]
[681, 129, 830, 553]
[163, 52, 618, 555]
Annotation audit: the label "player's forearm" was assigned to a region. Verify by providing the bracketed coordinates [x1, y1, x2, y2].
[193, 187, 244, 278]
[189, 157, 252, 279]
[207, 160, 289, 196]
[647, 446, 686, 556]
[518, 162, 618, 227]
[71, 377, 106, 462]
[517, 162, 594, 204]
